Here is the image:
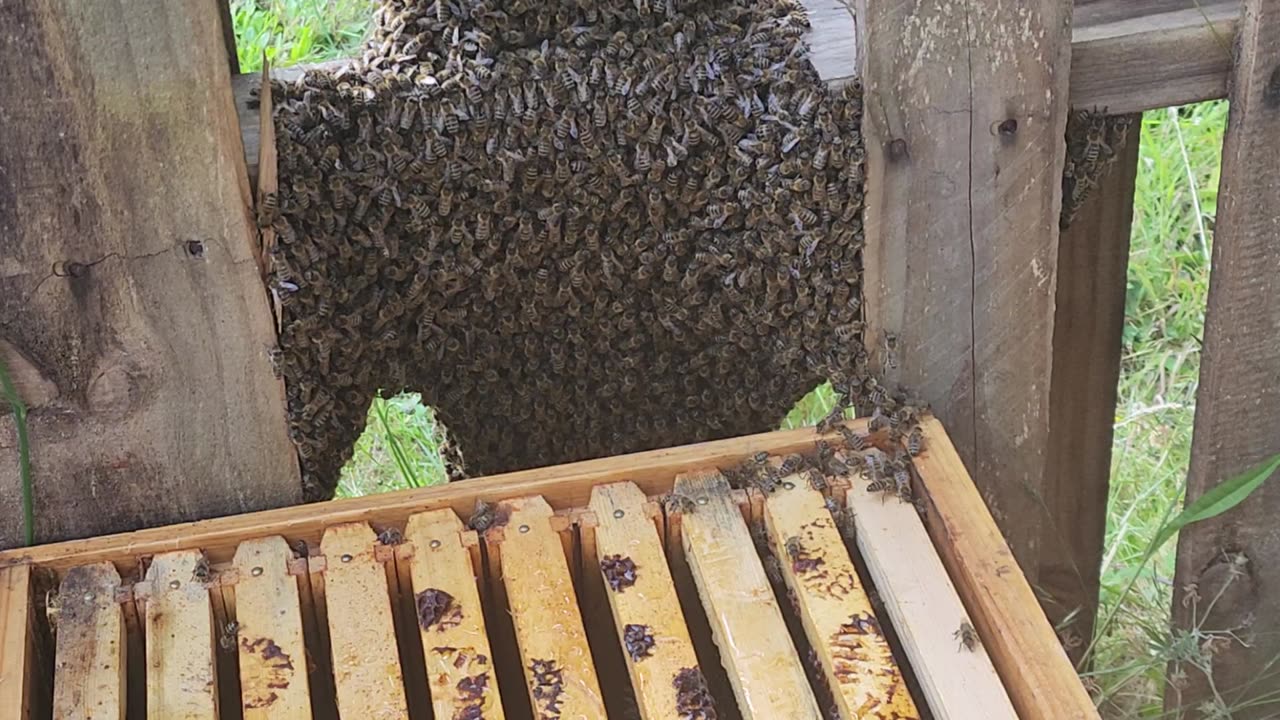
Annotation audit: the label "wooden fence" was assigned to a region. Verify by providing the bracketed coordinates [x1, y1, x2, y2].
[0, 0, 1275, 714]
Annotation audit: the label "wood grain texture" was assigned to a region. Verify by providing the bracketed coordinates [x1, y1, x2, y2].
[0, 564, 37, 720]
[401, 510, 504, 720]
[0, 0, 300, 548]
[857, 0, 1071, 583]
[588, 482, 701, 719]
[0, 421, 872, 575]
[142, 551, 218, 720]
[231, 537, 311, 719]
[487, 496, 605, 717]
[762, 477, 920, 719]
[51, 563, 124, 720]
[912, 417, 1098, 719]
[844, 472, 1015, 718]
[1168, 1, 1280, 714]
[1043, 115, 1141, 658]
[1071, 1, 1238, 113]
[673, 471, 821, 719]
[317, 524, 408, 720]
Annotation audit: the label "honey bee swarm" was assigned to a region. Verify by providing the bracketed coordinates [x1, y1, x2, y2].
[269, 0, 870, 497]
[1060, 108, 1133, 230]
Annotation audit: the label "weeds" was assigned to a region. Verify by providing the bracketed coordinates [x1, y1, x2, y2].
[0, 355, 33, 546]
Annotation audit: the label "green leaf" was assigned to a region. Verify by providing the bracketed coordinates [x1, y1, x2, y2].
[1151, 452, 1280, 552]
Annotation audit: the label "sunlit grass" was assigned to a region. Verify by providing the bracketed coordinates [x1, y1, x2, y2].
[231, 0, 370, 72]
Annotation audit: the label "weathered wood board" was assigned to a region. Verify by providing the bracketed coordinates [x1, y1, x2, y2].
[1169, 0, 1280, 715]
[402, 510, 504, 720]
[52, 563, 125, 719]
[673, 471, 821, 718]
[0, 0, 300, 548]
[856, 0, 1072, 588]
[143, 551, 218, 720]
[232, 537, 312, 719]
[762, 475, 920, 718]
[1044, 114, 1142, 655]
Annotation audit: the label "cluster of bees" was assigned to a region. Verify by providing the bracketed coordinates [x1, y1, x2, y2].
[1060, 109, 1134, 229]
[267, 0, 882, 497]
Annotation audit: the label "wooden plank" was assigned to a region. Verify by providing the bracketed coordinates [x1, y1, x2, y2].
[761, 475, 921, 719]
[1168, 0, 1280, 714]
[1044, 113, 1142, 656]
[0, 0, 300, 548]
[912, 417, 1098, 719]
[0, 564, 37, 720]
[401, 510, 504, 720]
[1070, 1, 1238, 114]
[573, 511, 640, 719]
[296, 545, 339, 719]
[588, 482, 703, 718]
[215, 0, 239, 74]
[142, 551, 218, 720]
[317, 523, 408, 720]
[0, 421, 873, 574]
[844, 471, 1015, 718]
[487, 496, 606, 717]
[231, 537, 311, 719]
[857, 0, 1072, 584]
[52, 563, 124, 719]
[672, 471, 820, 718]
[207, 578, 243, 720]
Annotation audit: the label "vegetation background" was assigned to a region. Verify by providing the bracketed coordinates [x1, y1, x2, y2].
[231, 1, 1239, 714]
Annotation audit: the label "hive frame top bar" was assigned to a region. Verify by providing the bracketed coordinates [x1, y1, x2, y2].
[0, 421, 874, 573]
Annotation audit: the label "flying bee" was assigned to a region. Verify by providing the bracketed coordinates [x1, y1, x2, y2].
[954, 621, 980, 652]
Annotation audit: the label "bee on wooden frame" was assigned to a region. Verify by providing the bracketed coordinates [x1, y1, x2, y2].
[954, 620, 980, 652]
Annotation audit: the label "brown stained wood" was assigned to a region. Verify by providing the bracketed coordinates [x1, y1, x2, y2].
[912, 417, 1098, 719]
[0, 421, 871, 575]
[317, 524, 408, 720]
[0, 0, 300, 549]
[1071, 1, 1237, 113]
[857, 0, 1071, 585]
[207, 582, 243, 720]
[843, 473, 1015, 718]
[487, 496, 607, 717]
[231, 537, 311, 719]
[296, 548, 339, 720]
[1044, 114, 1141, 657]
[401, 510, 504, 720]
[673, 471, 821, 718]
[51, 563, 124, 719]
[573, 512, 639, 720]
[0, 564, 37, 720]
[1168, 1, 1280, 714]
[142, 551, 218, 720]
[119, 567, 147, 720]
[588, 482, 701, 718]
[761, 477, 919, 719]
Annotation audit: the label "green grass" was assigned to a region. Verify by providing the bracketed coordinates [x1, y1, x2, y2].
[232, 6, 1241, 714]
[230, 0, 370, 72]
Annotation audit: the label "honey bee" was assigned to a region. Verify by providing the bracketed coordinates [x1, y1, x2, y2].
[954, 621, 980, 652]
[907, 427, 924, 456]
[778, 453, 806, 475]
[467, 500, 498, 532]
[191, 557, 213, 585]
[663, 493, 696, 514]
[219, 621, 240, 652]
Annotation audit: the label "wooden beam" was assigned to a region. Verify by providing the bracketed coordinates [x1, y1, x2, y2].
[856, 0, 1072, 581]
[1042, 114, 1142, 656]
[913, 418, 1100, 719]
[1168, 0, 1280, 715]
[0, 0, 301, 547]
[0, 564, 40, 720]
[1071, 0, 1238, 114]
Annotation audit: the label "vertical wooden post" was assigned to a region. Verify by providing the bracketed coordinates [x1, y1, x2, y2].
[0, 565, 41, 720]
[856, 0, 1074, 581]
[1168, 0, 1280, 715]
[0, 0, 300, 547]
[1043, 115, 1142, 653]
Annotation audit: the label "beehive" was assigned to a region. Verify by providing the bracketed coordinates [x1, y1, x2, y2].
[0, 419, 1097, 719]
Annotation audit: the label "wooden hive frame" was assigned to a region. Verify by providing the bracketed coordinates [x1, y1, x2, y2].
[0, 418, 1097, 719]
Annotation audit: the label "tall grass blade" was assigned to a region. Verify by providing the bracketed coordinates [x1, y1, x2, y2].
[0, 355, 34, 545]
[1152, 452, 1280, 552]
